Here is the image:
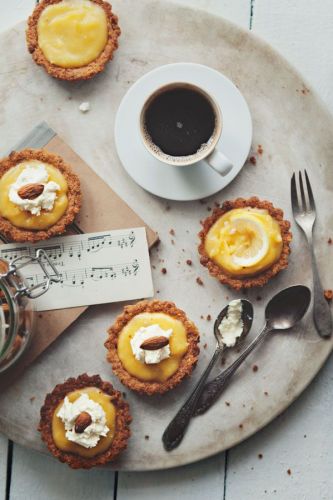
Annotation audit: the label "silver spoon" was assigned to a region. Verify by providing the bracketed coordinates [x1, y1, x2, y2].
[194, 285, 311, 416]
[162, 299, 253, 451]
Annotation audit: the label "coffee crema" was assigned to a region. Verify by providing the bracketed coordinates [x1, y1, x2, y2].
[143, 86, 217, 161]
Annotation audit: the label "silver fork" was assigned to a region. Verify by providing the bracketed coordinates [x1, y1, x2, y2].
[291, 170, 332, 338]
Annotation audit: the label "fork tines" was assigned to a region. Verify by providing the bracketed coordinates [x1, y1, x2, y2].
[291, 169, 316, 216]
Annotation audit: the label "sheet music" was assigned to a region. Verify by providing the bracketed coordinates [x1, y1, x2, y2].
[0, 228, 154, 311]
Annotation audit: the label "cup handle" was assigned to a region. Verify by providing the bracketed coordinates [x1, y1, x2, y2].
[205, 149, 233, 176]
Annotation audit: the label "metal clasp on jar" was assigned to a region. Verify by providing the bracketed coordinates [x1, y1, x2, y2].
[0, 249, 61, 299]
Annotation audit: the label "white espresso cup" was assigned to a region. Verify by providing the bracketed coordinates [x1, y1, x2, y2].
[139, 82, 233, 176]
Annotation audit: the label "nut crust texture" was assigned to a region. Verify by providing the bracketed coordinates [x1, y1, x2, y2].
[105, 300, 200, 395]
[26, 0, 121, 81]
[39, 373, 132, 469]
[198, 197, 292, 290]
[0, 148, 81, 242]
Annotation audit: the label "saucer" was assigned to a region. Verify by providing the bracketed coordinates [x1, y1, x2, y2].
[115, 63, 252, 201]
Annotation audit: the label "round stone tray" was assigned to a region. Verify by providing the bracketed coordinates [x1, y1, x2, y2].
[0, 0, 332, 471]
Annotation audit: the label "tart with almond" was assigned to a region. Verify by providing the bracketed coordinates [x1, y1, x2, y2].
[39, 373, 131, 469]
[0, 149, 81, 242]
[26, 0, 121, 81]
[105, 300, 200, 395]
[199, 197, 292, 290]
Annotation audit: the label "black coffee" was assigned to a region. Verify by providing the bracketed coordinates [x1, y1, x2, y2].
[144, 87, 216, 157]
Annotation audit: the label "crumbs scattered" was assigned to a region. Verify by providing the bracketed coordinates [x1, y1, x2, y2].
[214, 201, 220, 207]
[256, 296, 262, 301]
[171, 239, 175, 245]
[249, 156, 257, 165]
[196, 277, 204, 286]
[199, 199, 207, 205]
[145, 435, 150, 440]
[161, 268, 167, 274]
[258, 453, 263, 459]
[38, 314, 43, 319]
[203, 343, 207, 349]
[206, 314, 211, 321]
[200, 315, 204, 319]
[79, 101, 90, 113]
[169, 229, 175, 236]
[186, 259, 193, 266]
[239, 424, 243, 429]
[324, 289, 333, 301]
[264, 391, 269, 396]
[156, 290, 160, 294]
[165, 205, 170, 211]
[225, 401, 230, 407]
[304, 434, 307, 438]
[252, 365, 258, 372]
[207, 206, 212, 211]
[152, 265, 156, 270]
[122, 392, 127, 399]
[29, 396, 36, 403]
[257, 144, 263, 155]
[287, 469, 292, 476]
[328, 238, 332, 245]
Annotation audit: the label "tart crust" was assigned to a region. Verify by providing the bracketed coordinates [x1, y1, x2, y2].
[198, 197, 292, 290]
[39, 373, 131, 469]
[0, 148, 81, 242]
[26, 0, 121, 81]
[105, 300, 200, 395]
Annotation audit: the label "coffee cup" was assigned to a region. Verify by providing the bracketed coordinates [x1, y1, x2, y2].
[139, 82, 233, 175]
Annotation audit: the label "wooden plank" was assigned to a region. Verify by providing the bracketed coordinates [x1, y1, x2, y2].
[225, 355, 333, 499]
[117, 453, 225, 499]
[170, 0, 250, 28]
[252, 0, 333, 113]
[10, 444, 116, 500]
[0, 434, 8, 499]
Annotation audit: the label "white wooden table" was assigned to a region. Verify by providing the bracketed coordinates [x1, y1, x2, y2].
[1, 1, 333, 499]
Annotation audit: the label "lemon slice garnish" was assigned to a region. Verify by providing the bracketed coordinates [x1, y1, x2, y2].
[228, 216, 269, 267]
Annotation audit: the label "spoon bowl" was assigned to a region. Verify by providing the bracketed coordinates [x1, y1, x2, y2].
[266, 285, 311, 330]
[214, 299, 253, 346]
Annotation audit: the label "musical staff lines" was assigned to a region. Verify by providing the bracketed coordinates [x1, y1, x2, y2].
[0, 230, 137, 262]
[0, 228, 153, 311]
[25, 259, 140, 289]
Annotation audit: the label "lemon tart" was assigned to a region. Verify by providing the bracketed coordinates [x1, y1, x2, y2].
[105, 300, 200, 395]
[39, 373, 131, 469]
[199, 197, 292, 290]
[26, 0, 121, 81]
[0, 149, 81, 242]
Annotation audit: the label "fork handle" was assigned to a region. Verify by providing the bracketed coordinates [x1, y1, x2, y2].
[307, 237, 332, 338]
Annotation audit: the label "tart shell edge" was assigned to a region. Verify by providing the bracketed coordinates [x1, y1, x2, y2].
[198, 197, 292, 290]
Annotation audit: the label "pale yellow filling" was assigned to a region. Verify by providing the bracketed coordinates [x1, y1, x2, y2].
[117, 312, 189, 383]
[37, 0, 108, 68]
[204, 207, 283, 278]
[0, 161, 68, 230]
[52, 387, 116, 458]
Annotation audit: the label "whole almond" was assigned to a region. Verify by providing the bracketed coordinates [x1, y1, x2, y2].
[140, 336, 169, 351]
[74, 411, 92, 433]
[18, 183, 44, 200]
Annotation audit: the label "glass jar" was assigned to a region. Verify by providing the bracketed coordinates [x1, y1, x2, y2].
[0, 249, 60, 374]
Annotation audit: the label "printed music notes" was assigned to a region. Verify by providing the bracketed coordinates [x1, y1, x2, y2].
[0, 228, 153, 311]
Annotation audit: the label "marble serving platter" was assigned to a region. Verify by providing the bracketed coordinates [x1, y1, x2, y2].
[0, 0, 332, 471]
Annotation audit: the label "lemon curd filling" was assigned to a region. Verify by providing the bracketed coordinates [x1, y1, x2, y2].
[117, 313, 189, 383]
[52, 387, 116, 458]
[205, 207, 283, 278]
[37, 0, 108, 68]
[0, 160, 68, 230]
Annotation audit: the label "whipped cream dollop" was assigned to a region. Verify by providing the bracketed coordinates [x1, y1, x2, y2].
[130, 324, 173, 364]
[57, 393, 109, 448]
[9, 163, 60, 215]
[218, 299, 243, 347]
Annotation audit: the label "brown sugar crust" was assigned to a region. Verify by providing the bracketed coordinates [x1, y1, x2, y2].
[198, 197, 292, 290]
[26, 0, 121, 81]
[39, 373, 131, 469]
[105, 300, 200, 395]
[0, 149, 81, 243]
